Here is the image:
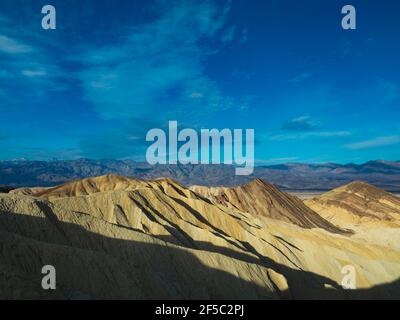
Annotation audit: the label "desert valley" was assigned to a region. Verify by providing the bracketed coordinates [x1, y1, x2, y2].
[1, 173, 399, 299]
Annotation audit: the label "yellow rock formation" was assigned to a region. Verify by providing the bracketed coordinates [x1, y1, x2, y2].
[1, 176, 399, 299]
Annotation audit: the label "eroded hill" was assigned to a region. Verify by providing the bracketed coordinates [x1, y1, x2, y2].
[191, 179, 347, 234]
[1, 176, 400, 299]
[305, 181, 400, 228]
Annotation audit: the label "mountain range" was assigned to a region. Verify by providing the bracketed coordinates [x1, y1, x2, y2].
[1, 159, 400, 191]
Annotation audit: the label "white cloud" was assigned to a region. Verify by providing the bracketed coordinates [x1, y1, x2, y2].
[22, 70, 47, 78]
[270, 131, 351, 141]
[289, 72, 312, 83]
[73, 0, 237, 121]
[316, 131, 352, 137]
[0, 35, 32, 54]
[255, 157, 299, 165]
[377, 78, 399, 104]
[221, 26, 235, 43]
[345, 136, 400, 150]
[239, 28, 248, 44]
[280, 115, 319, 131]
[0, 32, 66, 96]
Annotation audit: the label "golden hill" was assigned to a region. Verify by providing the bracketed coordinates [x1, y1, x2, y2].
[191, 178, 347, 234]
[1, 176, 400, 299]
[305, 181, 400, 228]
[23, 174, 194, 198]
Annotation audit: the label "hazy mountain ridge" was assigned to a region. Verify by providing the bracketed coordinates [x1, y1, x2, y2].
[1, 159, 400, 191]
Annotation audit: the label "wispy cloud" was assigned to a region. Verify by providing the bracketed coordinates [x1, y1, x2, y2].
[345, 136, 400, 150]
[377, 78, 399, 104]
[239, 28, 248, 44]
[0, 30, 67, 102]
[79, 118, 169, 159]
[0, 35, 32, 54]
[280, 116, 319, 132]
[270, 131, 351, 141]
[73, 0, 238, 121]
[289, 72, 312, 83]
[255, 157, 299, 165]
[21, 69, 48, 78]
[221, 26, 236, 43]
[270, 116, 351, 141]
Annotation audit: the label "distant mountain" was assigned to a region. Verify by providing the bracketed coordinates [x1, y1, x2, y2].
[256, 160, 400, 192]
[1, 159, 400, 191]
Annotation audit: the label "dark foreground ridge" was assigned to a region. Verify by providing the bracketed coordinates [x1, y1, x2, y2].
[1, 211, 399, 300]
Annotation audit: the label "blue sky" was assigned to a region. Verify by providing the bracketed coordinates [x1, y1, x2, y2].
[0, 0, 399, 164]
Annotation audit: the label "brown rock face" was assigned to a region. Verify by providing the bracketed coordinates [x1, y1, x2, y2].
[305, 181, 400, 228]
[191, 178, 348, 234]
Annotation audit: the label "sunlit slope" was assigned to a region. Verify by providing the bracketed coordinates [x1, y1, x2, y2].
[0, 193, 283, 299]
[191, 179, 347, 233]
[305, 182, 400, 228]
[1, 176, 400, 299]
[304, 181, 400, 250]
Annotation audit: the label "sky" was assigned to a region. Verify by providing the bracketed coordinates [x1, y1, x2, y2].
[0, 0, 399, 164]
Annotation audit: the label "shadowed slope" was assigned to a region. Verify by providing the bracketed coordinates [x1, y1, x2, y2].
[0, 212, 281, 299]
[1, 195, 400, 299]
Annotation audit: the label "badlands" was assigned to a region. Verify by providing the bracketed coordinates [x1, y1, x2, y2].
[0, 174, 399, 299]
